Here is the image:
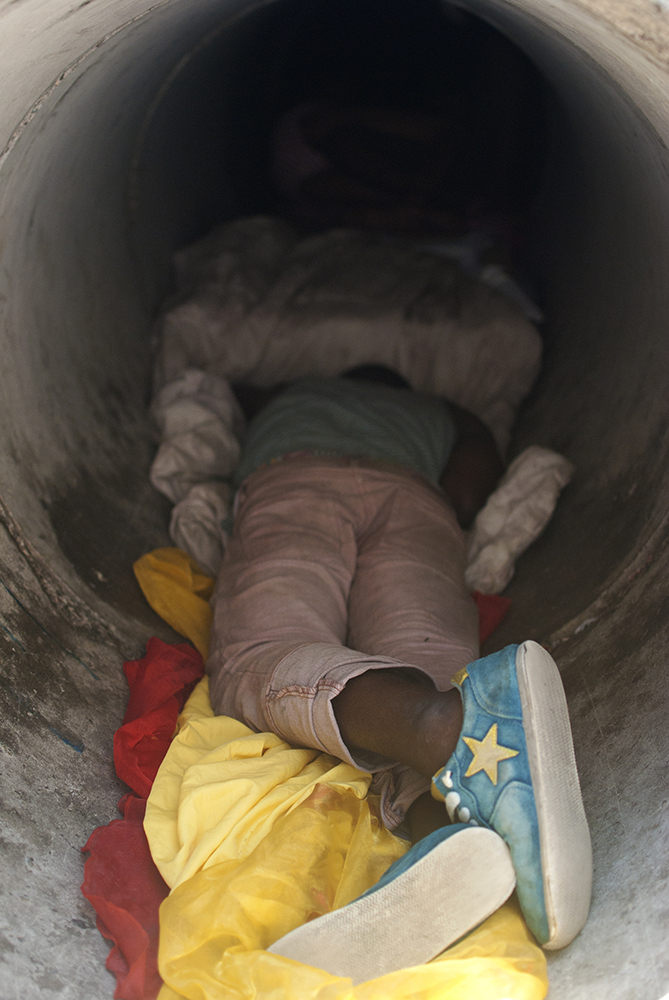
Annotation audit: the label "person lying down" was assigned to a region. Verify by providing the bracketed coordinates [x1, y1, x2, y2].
[204, 362, 593, 984]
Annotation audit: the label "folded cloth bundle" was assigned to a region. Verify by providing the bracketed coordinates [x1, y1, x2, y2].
[466, 446, 575, 594]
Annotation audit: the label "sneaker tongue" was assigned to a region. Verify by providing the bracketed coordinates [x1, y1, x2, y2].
[450, 666, 469, 689]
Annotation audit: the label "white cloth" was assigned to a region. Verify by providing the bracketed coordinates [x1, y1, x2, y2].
[154, 216, 542, 453]
[465, 446, 575, 594]
[169, 481, 235, 579]
[150, 369, 245, 505]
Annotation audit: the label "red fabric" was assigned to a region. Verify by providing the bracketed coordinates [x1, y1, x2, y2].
[473, 591, 512, 644]
[81, 795, 168, 1000]
[114, 637, 203, 798]
[82, 639, 204, 1000]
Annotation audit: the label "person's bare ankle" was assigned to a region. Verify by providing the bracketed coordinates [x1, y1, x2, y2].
[413, 688, 463, 779]
[333, 668, 463, 778]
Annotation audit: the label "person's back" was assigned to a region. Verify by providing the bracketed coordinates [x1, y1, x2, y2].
[232, 365, 505, 528]
[233, 374, 456, 489]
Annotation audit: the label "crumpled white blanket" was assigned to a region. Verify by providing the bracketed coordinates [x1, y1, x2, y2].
[154, 216, 542, 453]
[150, 370, 573, 593]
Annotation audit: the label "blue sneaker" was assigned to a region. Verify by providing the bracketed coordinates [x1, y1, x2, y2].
[268, 822, 516, 983]
[432, 640, 592, 949]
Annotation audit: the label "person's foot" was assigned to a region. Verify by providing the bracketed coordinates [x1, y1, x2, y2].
[432, 640, 592, 949]
[267, 823, 516, 983]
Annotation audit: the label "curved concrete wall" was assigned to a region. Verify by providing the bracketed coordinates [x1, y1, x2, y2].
[0, 0, 667, 996]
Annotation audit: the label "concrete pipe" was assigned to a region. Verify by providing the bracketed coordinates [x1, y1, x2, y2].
[0, 0, 667, 996]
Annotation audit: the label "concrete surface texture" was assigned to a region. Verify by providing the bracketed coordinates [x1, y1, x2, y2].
[0, 0, 667, 997]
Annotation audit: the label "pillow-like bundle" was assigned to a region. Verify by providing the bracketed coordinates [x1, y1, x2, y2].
[154, 216, 541, 452]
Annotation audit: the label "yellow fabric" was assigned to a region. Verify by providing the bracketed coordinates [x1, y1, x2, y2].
[133, 548, 214, 658]
[147, 685, 377, 891]
[138, 548, 548, 1000]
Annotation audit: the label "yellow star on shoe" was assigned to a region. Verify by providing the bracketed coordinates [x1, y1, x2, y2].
[463, 724, 519, 785]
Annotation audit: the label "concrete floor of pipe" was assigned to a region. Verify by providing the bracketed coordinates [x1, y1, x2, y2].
[0, 0, 667, 996]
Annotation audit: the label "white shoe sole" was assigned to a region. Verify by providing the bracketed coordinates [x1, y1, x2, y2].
[267, 825, 516, 984]
[516, 640, 593, 949]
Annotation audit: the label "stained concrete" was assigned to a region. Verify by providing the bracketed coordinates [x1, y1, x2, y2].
[0, 0, 668, 997]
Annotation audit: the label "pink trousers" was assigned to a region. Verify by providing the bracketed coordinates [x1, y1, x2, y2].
[206, 456, 479, 830]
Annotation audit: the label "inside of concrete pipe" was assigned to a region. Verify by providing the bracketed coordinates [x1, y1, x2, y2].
[1, 0, 668, 996]
[6, 0, 669, 648]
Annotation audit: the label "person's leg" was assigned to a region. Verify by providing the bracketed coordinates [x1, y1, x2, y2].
[333, 668, 462, 842]
[347, 468, 478, 687]
[207, 460, 353, 728]
[333, 668, 462, 784]
[226, 465, 590, 960]
[332, 474, 592, 949]
[340, 471, 478, 833]
[206, 460, 454, 767]
[266, 470, 519, 977]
